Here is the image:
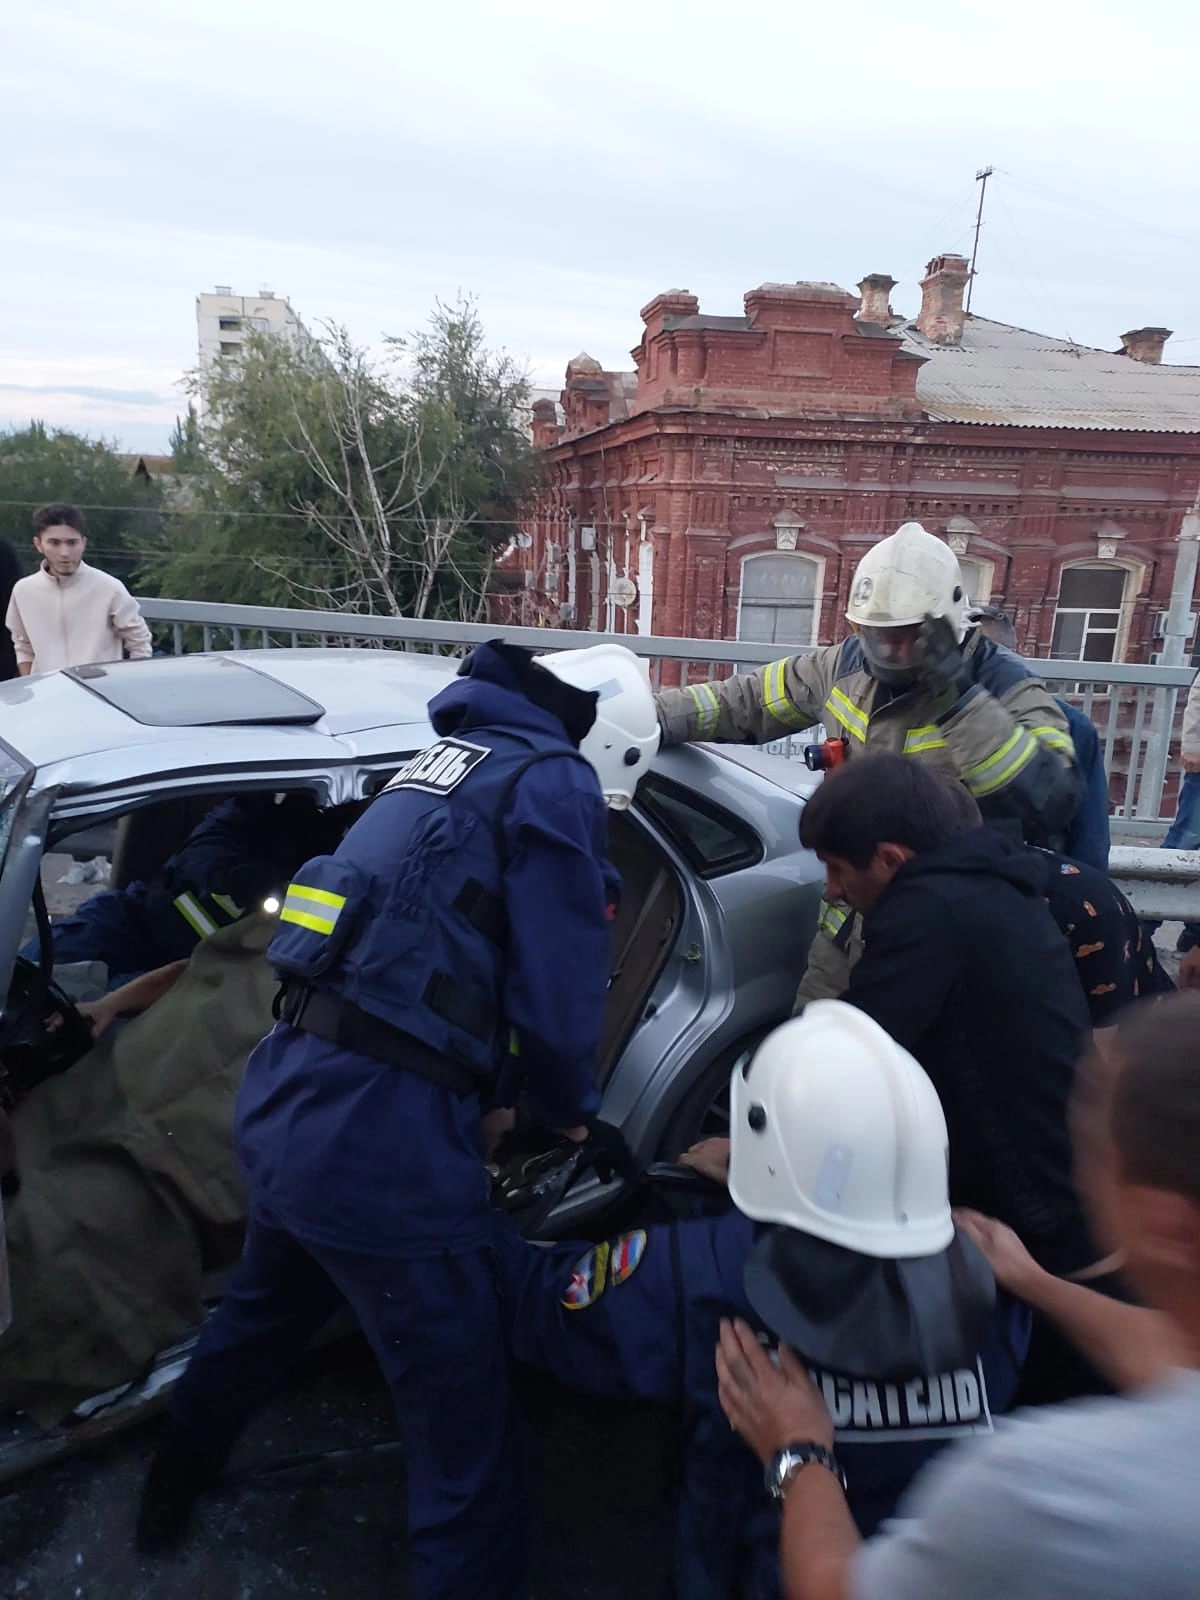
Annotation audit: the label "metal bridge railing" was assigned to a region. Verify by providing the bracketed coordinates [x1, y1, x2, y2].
[138, 598, 1196, 836]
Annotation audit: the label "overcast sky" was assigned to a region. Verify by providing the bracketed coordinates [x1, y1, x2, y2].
[3, 0, 1198, 452]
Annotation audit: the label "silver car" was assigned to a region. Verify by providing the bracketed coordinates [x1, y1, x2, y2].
[0, 649, 823, 1470]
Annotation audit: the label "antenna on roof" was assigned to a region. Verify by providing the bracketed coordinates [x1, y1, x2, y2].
[966, 166, 994, 315]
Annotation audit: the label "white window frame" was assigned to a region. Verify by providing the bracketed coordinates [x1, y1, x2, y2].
[956, 555, 994, 608]
[735, 551, 824, 649]
[1050, 559, 1142, 664]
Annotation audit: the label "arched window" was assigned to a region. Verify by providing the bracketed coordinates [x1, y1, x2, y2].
[1050, 562, 1134, 663]
[957, 556, 994, 608]
[737, 554, 820, 648]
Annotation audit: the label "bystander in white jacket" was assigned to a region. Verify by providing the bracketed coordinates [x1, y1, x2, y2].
[5, 561, 152, 675]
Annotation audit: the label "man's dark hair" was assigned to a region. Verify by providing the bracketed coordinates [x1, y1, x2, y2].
[968, 605, 1017, 651]
[1109, 995, 1200, 1206]
[799, 753, 964, 868]
[32, 503, 85, 538]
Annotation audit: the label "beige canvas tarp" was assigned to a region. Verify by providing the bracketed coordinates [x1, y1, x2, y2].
[0, 914, 276, 1427]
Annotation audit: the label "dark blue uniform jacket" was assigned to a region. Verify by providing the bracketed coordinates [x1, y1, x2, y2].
[236, 646, 615, 1258]
[495, 1207, 1030, 1600]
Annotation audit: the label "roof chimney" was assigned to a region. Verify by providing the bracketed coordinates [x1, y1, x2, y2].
[1119, 326, 1172, 365]
[530, 398, 560, 449]
[857, 274, 898, 327]
[916, 254, 971, 345]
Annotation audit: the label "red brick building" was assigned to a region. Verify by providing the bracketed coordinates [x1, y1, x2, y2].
[504, 255, 1200, 682]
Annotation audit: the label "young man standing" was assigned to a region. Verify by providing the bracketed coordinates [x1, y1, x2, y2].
[5, 504, 152, 674]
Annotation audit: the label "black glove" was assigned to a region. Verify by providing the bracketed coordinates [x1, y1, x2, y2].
[585, 1118, 638, 1184]
[916, 614, 971, 702]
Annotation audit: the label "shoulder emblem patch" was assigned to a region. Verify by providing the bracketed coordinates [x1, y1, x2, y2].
[562, 1242, 610, 1311]
[608, 1230, 647, 1288]
[384, 737, 491, 797]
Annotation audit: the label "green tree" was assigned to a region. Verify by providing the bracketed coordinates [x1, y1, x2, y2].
[136, 300, 534, 620]
[167, 404, 205, 474]
[0, 422, 161, 581]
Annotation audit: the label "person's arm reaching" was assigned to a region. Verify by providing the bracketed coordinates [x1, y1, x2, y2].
[716, 1318, 859, 1600]
[925, 630, 1081, 842]
[110, 582, 153, 660]
[955, 1210, 1183, 1391]
[78, 959, 190, 1036]
[500, 767, 610, 1130]
[655, 649, 830, 746]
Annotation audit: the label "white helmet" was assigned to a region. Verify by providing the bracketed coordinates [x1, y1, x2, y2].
[845, 522, 967, 686]
[729, 1000, 952, 1258]
[538, 644, 661, 810]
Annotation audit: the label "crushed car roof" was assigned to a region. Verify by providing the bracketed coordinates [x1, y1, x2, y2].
[0, 649, 458, 783]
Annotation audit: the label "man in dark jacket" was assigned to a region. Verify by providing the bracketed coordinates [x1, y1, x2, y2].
[799, 754, 1097, 1280]
[135, 642, 660, 1600]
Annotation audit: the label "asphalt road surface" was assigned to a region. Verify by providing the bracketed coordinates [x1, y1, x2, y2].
[0, 1345, 675, 1599]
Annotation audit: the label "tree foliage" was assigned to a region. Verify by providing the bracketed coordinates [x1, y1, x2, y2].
[136, 300, 535, 619]
[0, 422, 161, 581]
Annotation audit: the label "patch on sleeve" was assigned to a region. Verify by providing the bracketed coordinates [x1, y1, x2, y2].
[562, 1242, 610, 1310]
[607, 1230, 647, 1288]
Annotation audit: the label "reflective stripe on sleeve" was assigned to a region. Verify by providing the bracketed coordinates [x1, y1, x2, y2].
[761, 660, 810, 731]
[173, 892, 220, 940]
[1030, 725, 1076, 758]
[279, 883, 347, 937]
[685, 681, 722, 738]
[818, 899, 848, 939]
[962, 728, 1038, 798]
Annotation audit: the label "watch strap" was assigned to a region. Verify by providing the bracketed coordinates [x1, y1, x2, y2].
[766, 1440, 847, 1500]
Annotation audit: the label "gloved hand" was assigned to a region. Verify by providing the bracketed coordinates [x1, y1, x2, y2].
[917, 614, 970, 701]
[584, 1117, 638, 1184]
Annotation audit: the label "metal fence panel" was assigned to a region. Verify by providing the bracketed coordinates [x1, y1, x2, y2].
[137, 598, 1196, 827]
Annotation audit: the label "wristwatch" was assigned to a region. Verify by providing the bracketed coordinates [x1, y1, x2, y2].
[765, 1441, 847, 1501]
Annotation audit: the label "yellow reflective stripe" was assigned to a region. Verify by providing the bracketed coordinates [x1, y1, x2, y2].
[685, 681, 721, 738]
[210, 892, 242, 920]
[286, 883, 346, 911]
[280, 882, 346, 937]
[818, 898, 848, 938]
[903, 725, 948, 755]
[173, 892, 219, 940]
[761, 659, 809, 731]
[1030, 725, 1075, 757]
[823, 688, 867, 742]
[963, 729, 1038, 798]
[280, 906, 339, 935]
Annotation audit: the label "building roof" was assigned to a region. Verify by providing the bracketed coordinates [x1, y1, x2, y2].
[118, 453, 175, 478]
[904, 316, 1200, 433]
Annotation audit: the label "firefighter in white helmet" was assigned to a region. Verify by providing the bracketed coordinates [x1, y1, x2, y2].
[656, 522, 1081, 1003]
[487, 999, 1029, 1596]
[538, 643, 661, 809]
